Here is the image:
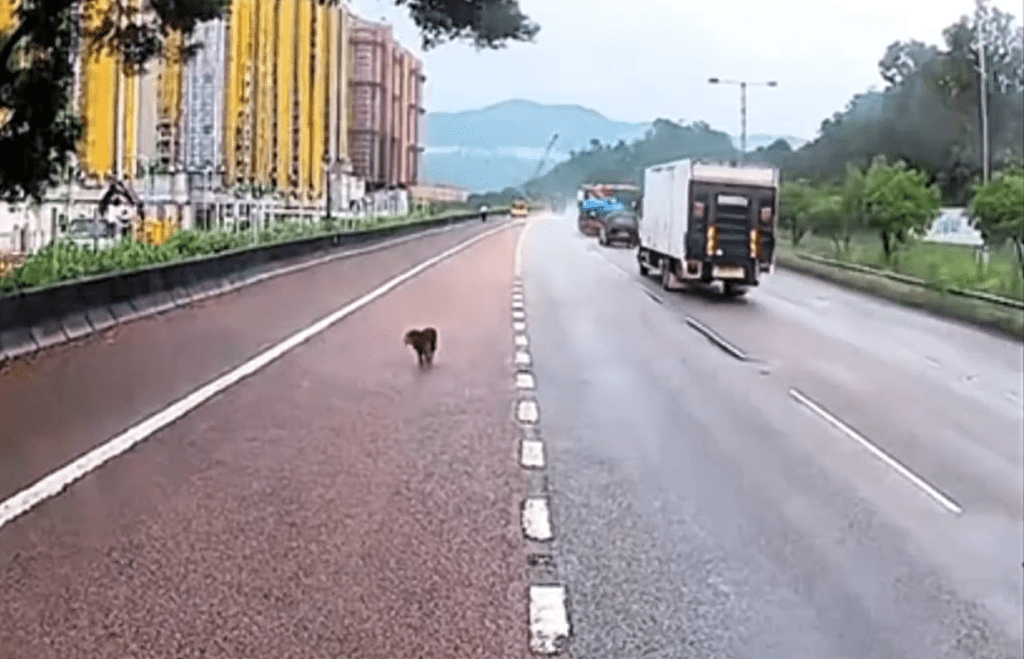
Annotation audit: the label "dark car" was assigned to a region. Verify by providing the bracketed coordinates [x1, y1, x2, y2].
[597, 206, 639, 247]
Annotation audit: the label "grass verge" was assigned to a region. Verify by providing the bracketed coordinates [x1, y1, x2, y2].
[775, 248, 1024, 341]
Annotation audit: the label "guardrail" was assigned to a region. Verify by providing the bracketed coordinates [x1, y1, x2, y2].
[0, 208, 509, 363]
[789, 251, 1024, 311]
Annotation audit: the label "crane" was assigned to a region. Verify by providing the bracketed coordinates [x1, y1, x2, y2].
[517, 133, 558, 210]
[530, 133, 559, 182]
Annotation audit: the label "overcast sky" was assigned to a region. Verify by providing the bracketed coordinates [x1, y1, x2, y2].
[349, 0, 1022, 141]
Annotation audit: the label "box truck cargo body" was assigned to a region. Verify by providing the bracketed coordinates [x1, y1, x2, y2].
[638, 159, 780, 295]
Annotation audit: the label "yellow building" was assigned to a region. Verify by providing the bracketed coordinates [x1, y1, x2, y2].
[3, 0, 421, 238]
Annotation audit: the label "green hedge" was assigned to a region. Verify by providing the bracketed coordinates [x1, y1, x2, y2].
[0, 208, 497, 295]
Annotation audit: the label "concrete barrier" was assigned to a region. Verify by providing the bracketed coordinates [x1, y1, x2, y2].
[0, 209, 508, 363]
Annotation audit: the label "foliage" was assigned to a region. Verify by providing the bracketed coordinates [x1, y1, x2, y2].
[0, 210, 480, 293]
[862, 157, 942, 260]
[778, 179, 818, 247]
[805, 190, 847, 253]
[786, 5, 1023, 203]
[969, 165, 1024, 270]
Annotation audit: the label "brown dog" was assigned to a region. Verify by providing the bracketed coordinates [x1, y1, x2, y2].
[404, 327, 438, 367]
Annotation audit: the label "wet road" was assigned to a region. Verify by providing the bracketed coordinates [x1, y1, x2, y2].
[0, 218, 535, 657]
[2, 208, 1022, 658]
[523, 211, 1023, 657]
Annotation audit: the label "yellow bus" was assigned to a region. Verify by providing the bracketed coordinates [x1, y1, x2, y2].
[510, 200, 529, 217]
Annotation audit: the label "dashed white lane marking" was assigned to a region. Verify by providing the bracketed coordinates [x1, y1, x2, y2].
[515, 350, 532, 367]
[512, 291, 524, 299]
[513, 321, 527, 332]
[517, 398, 540, 424]
[513, 310, 526, 321]
[529, 585, 571, 654]
[0, 222, 519, 534]
[788, 388, 963, 515]
[521, 439, 546, 469]
[514, 218, 534, 276]
[522, 497, 553, 541]
[515, 334, 529, 347]
[513, 299, 525, 309]
[516, 372, 536, 389]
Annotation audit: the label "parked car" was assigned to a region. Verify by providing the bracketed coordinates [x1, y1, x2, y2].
[597, 206, 639, 247]
[66, 218, 120, 250]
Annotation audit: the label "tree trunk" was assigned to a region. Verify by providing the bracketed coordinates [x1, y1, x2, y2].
[1014, 238, 1024, 278]
[881, 230, 892, 260]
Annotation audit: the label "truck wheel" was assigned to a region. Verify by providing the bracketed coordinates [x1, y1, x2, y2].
[599, 228, 608, 246]
[639, 258, 649, 277]
[723, 282, 747, 297]
[660, 260, 674, 291]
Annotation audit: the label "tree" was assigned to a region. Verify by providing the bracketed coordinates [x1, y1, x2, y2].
[969, 165, 1024, 272]
[863, 157, 941, 260]
[839, 162, 868, 252]
[805, 189, 846, 255]
[0, 0, 540, 204]
[778, 180, 817, 247]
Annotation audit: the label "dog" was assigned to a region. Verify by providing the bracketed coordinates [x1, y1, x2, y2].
[404, 327, 438, 368]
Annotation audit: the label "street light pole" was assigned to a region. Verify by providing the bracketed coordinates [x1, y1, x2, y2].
[708, 77, 778, 165]
[975, 0, 990, 184]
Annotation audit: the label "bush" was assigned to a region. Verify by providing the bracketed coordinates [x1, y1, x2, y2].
[0, 209, 472, 295]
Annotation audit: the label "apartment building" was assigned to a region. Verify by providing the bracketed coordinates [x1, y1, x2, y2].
[0, 0, 425, 252]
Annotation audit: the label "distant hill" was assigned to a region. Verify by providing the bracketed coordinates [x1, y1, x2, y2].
[420, 99, 807, 193]
[421, 100, 650, 192]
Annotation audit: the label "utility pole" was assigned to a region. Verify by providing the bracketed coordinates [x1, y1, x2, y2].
[976, 0, 990, 184]
[708, 77, 778, 165]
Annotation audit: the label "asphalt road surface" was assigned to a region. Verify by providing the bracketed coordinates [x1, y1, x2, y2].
[0, 217, 537, 658]
[2, 209, 1021, 658]
[523, 211, 1023, 658]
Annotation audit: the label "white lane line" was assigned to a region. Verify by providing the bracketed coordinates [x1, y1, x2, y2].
[517, 398, 540, 424]
[522, 497, 553, 540]
[513, 321, 527, 332]
[521, 439, 546, 469]
[0, 222, 518, 534]
[514, 218, 533, 276]
[516, 372, 535, 389]
[788, 388, 963, 515]
[512, 299, 525, 309]
[512, 291, 524, 299]
[514, 350, 532, 367]
[515, 334, 529, 348]
[529, 585, 571, 654]
[685, 316, 748, 361]
[513, 310, 526, 321]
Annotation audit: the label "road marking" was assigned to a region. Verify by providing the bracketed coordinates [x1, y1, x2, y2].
[516, 372, 535, 389]
[515, 334, 529, 347]
[513, 321, 527, 332]
[0, 222, 519, 534]
[513, 310, 526, 321]
[685, 316, 748, 361]
[513, 300, 525, 309]
[515, 218, 533, 276]
[517, 398, 540, 424]
[529, 585, 571, 654]
[521, 439, 545, 469]
[788, 388, 963, 515]
[514, 350, 532, 367]
[522, 497, 553, 540]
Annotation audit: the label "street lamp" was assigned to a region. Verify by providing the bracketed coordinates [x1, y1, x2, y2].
[708, 77, 778, 164]
[974, 0, 990, 184]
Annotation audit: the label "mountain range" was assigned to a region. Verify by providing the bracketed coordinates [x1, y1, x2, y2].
[420, 99, 807, 193]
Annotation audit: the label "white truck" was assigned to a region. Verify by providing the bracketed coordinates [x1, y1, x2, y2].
[637, 158, 780, 296]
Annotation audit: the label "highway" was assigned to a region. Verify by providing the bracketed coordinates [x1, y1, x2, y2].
[525, 210, 1023, 658]
[0, 210, 1021, 657]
